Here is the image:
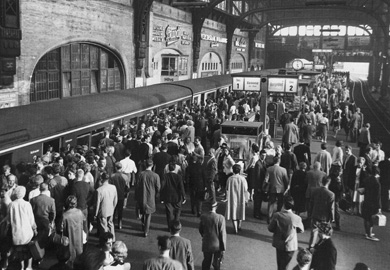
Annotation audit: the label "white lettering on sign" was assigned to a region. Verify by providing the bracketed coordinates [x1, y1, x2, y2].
[234, 37, 247, 48]
[232, 77, 244, 91]
[30, 149, 40, 155]
[268, 78, 286, 92]
[165, 25, 181, 46]
[244, 77, 261, 91]
[65, 139, 73, 143]
[255, 42, 265, 48]
[285, 78, 298, 93]
[201, 34, 228, 43]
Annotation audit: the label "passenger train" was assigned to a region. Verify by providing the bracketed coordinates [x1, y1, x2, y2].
[0, 68, 318, 167]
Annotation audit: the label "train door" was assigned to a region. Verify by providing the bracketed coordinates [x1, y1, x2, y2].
[77, 132, 91, 148]
[43, 138, 61, 154]
[91, 128, 105, 148]
[200, 93, 205, 106]
[0, 153, 12, 169]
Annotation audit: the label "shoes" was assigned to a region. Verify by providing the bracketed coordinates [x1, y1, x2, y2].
[144, 232, 148, 238]
[365, 234, 379, 241]
[220, 199, 227, 203]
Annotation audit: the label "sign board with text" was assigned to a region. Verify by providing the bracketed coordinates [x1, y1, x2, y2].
[232, 76, 261, 92]
[267, 75, 298, 93]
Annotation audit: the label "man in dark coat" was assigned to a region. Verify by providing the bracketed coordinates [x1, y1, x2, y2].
[153, 143, 172, 180]
[379, 154, 390, 211]
[186, 155, 206, 217]
[169, 221, 194, 270]
[135, 159, 160, 237]
[253, 149, 267, 219]
[161, 162, 186, 229]
[199, 201, 226, 270]
[310, 222, 337, 270]
[110, 162, 130, 229]
[293, 138, 311, 169]
[280, 143, 298, 179]
[342, 145, 357, 195]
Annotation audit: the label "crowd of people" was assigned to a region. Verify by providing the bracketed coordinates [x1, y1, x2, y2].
[0, 71, 386, 270]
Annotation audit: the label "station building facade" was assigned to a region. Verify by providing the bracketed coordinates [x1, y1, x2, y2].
[0, 0, 265, 107]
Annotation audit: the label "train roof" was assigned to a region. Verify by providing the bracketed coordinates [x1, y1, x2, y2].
[0, 75, 232, 152]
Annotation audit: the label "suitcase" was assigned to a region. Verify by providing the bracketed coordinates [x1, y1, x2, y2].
[28, 239, 45, 260]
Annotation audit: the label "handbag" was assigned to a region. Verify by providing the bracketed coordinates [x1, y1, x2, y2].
[372, 213, 387, 226]
[28, 239, 45, 260]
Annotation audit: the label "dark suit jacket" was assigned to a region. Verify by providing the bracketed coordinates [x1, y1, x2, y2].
[268, 209, 304, 251]
[310, 238, 337, 270]
[153, 151, 172, 178]
[199, 211, 226, 253]
[293, 143, 311, 167]
[253, 159, 267, 191]
[30, 193, 56, 229]
[348, 165, 369, 191]
[161, 172, 185, 203]
[343, 154, 357, 190]
[170, 235, 194, 270]
[310, 187, 335, 222]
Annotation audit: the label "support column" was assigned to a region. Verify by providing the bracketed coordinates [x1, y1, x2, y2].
[247, 31, 257, 70]
[133, 0, 154, 79]
[225, 21, 236, 73]
[380, 33, 389, 98]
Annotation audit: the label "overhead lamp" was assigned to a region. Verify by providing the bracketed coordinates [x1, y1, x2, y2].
[172, 1, 208, 8]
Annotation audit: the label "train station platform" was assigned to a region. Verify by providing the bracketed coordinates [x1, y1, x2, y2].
[31, 124, 390, 270]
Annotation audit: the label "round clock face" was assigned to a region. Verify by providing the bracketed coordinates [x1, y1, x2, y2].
[292, 60, 303, 70]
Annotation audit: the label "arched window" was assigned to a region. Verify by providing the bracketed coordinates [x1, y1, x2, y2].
[30, 43, 123, 102]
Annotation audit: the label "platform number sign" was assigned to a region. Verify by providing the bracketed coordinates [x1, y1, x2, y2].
[232, 77, 244, 91]
[285, 78, 298, 93]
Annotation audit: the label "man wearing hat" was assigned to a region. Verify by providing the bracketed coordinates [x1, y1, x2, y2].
[199, 201, 226, 270]
[169, 221, 194, 270]
[309, 222, 337, 270]
[268, 195, 304, 270]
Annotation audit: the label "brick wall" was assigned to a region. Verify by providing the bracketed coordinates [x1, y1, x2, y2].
[16, 0, 134, 105]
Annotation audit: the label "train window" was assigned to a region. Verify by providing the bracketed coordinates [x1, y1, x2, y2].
[77, 133, 90, 148]
[43, 138, 61, 154]
[30, 43, 124, 102]
[0, 153, 12, 170]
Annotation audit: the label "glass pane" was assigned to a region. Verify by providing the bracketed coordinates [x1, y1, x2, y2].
[71, 71, 81, 96]
[108, 69, 115, 91]
[71, 44, 81, 69]
[90, 46, 98, 69]
[280, 27, 289, 36]
[331, 25, 339, 36]
[81, 70, 90, 95]
[100, 70, 107, 92]
[47, 50, 59, 70]
[100, 50, 108, 69]
[91, 71, 98, 93]
[348, 26, 356, 36]
[48, 72, 60, 99]
[36, 55, 47, 71]
[289, 26, 297, 36]
[314, 25, 321, 36]
[62, 72, 71, 97]
[339, 25, 346, 36]
[114, 68, 121, 90]
[36, 72, 47, 101]
[81, 44, 90, 69]
[62, 45, 71, 70]
[355, 27, 364, 36]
